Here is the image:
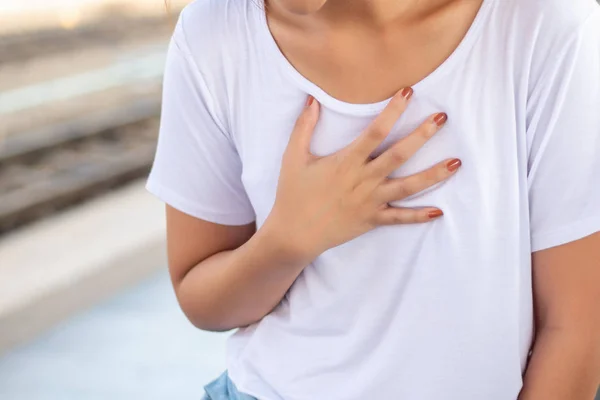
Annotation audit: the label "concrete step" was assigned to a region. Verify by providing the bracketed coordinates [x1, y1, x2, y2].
[0, 179, 167, 354]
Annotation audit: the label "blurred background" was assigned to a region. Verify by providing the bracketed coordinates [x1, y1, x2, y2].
[0, 1, 598, 399]
[0, 1, 230, 399]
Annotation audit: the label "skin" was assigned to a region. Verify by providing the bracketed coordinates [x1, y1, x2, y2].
[167, 0, 600, 397]
[265, 0, 482, 103]
[518, 233, 600, 400]
[169, 92, 455, 330]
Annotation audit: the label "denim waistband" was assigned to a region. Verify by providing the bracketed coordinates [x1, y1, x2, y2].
[203, 371, 257, 400]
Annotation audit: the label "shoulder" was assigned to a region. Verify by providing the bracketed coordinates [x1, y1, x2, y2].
[519, 1, 600, 138]
[515, 0, 598, 21]
[166, 0, 263, 128]
[171, 0, 259, 74]
[500, 0, 599, 41]
[491, 0, 599, 89]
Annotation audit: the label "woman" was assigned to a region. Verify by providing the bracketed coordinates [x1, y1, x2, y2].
[147, 0, 600, 398]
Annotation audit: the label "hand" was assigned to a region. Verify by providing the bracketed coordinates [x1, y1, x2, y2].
[264, 88, 461, 261]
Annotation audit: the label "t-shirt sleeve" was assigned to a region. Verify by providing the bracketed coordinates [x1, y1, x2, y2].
[146, 22, 256, 225]
[527, 9, 600, 252]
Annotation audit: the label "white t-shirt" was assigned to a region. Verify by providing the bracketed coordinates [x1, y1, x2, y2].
[146, 0, 600, 398]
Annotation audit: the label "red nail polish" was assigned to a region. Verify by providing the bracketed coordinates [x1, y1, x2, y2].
[400, 87, 413, 100]
[428, 209, 444, 219]
[446, 158, 462, 172]
[434, 113, 448, 126]
[306, 95, 314, 107]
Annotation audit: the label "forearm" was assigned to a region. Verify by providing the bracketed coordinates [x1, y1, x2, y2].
[176, 220, 312, 332]
[519, 327, 600, 400]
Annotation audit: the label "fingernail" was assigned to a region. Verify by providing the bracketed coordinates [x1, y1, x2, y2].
[446, 158, 462, 172]
[400, 87, 413, 100]
[434, 113, 448, 126]
[306, 95, 314, 107]
[428, 209, 444, 219]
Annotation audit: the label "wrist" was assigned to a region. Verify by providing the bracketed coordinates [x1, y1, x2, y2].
[256, 213, 318, 267]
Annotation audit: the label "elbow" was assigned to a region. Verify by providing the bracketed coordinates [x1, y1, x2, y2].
[175, 288, 262, 332]
[182, 307, 262, 333]
[186, 315, 234, 333]
[170, 260, 268, 332]
[177, 294, 236, 332]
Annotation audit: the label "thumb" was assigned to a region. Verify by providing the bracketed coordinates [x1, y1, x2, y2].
[287, 95, 319, 158]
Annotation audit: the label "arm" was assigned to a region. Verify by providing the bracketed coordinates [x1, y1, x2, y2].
[167, 206, 311, 331]
[520, 9, 600, 398]
[166, 92, 459, 332]
[519, 232, 600, 400]
[152, 22, 459, 332]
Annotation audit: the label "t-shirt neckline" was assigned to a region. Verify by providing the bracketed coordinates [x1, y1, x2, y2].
[255, 0, 494, 116]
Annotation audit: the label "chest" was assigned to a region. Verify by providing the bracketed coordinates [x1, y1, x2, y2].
[236, 80, 524, 225]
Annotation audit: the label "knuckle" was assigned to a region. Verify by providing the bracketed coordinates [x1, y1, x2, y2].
[334, 152, 354, 171]
[365, 215, 379, 229]
[372, 214, 386, 227]
[394, 181, 411, 198]
[389, 148, 407, 164]
[390, 212, 404, 224]
[368, 126, 388, 141]
[418, 123, 436, 139]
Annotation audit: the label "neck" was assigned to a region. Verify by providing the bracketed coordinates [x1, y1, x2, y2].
[322, 0, 423, 26]
[267, 0, 457, 30]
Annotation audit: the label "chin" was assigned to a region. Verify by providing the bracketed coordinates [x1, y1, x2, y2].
[270, 0, 329, 14]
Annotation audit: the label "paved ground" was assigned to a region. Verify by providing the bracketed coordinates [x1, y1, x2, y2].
[1, 269, 598, 399]
[0, 270, 229, 400]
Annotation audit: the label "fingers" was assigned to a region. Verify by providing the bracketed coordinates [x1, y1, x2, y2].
[346, 87, 413, 160]
[367, 112, 448, 178]
[374, 206, 444, 225]
[287, 96, 320, 159]
[376, 158, 461, 202]
[371, 157, 459, 225]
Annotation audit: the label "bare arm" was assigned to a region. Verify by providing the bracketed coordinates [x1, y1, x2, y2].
[519, 232, 600, 400]
[167, 207, 310, 331]
[167, 90, 460, 332]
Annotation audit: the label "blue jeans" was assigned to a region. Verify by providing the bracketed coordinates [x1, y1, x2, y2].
[202, 371, 257, 400]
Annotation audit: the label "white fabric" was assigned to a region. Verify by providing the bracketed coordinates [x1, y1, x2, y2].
[146, 0, 600, 398]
